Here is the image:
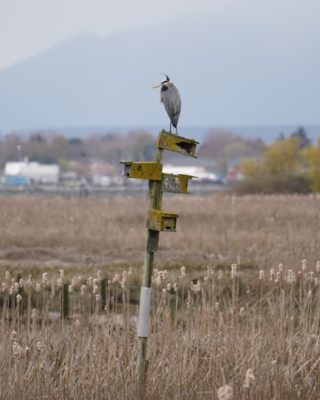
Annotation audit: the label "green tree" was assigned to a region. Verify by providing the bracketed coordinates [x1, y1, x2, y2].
[302, 138, 320, 192]
[240, 158, 264, 178]
[290, 126, 310, 149]
[264, 137, 301, 176]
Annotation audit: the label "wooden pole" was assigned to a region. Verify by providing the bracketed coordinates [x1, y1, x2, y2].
[137, 149, 163, 382]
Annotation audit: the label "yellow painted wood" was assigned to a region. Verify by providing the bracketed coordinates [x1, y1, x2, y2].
[120, 161, 163, 180]
[147, 209, 178, 232]
[156, 131, 199, 157]
[162, 173, 195, 193]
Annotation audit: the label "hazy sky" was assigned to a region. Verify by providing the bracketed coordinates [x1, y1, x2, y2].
[0, 0, 219, 71]
[1, 0, 318, 71]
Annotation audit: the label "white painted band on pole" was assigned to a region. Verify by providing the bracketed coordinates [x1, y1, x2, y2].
[137, 287, 152, 337]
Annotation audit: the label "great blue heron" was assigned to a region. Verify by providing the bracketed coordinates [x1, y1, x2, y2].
[152, 74, 181, 134]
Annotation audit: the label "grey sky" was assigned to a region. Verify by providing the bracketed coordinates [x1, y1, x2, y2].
[0, 0, 219, 71]
[1, 0, 319, 71]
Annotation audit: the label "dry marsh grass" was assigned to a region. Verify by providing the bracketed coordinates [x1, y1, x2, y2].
[1, 194, 320, 399]
[0, 194, 320, 273]
[1, 264, 320, 399]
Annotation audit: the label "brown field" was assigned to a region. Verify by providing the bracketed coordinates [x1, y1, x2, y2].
[1, 194, 320, 399]
[0, 194, 320, 274]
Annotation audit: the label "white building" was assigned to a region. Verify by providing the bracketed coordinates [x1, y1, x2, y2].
[162, 164, 219, 183]
[4, 161, 60, 184]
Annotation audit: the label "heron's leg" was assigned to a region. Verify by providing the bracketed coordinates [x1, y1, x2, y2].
[175, 126, 178, 135]
[169, 122, 172, 133]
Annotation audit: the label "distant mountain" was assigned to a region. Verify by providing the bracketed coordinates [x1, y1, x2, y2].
[0, 3, 319, 132]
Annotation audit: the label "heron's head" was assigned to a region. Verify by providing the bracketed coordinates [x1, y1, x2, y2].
[151, 74, 170, 89]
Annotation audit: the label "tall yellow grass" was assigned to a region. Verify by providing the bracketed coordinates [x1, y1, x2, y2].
[0, 194, 319, 399]
[0, 194, 319, 271]
[0, 262, 320, 399]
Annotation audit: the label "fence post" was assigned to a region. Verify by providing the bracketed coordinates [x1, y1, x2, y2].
[121, 130, 199, 385]
[61, 283, 69, 320]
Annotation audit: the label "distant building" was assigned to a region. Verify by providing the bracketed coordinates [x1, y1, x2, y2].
[226, 165, 244, 182]
[163, 164, 221, 183]
[4, 160, 60, 184]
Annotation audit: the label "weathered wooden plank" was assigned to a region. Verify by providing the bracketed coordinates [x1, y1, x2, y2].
[156, 131, 198, 157]
[162, 173, 194, 193]
[120, 161, 162, 180]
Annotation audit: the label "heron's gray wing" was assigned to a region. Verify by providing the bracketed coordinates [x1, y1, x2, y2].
[161, 85, 181, 128]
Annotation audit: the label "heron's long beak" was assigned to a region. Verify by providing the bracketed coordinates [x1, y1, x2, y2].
[151, 83, 161, 89]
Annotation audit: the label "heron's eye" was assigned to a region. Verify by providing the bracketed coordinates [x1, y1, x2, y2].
[161, 85, 168, 92]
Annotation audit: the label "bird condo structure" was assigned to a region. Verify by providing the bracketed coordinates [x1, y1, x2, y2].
[121, 129, 199, 384]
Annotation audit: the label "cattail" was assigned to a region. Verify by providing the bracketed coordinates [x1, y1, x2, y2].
[56, 278, 63, 288]
[26, 274, 32, 288]
[93, 284, 99, 295]
[166, 283, 172, 292]
[217, 384, 233, 400]
[278, 263, 284, 272]
[5, 271, 10, 280]
[173, 282, 178, 292]
[112, 273, 120, 283]
[191, 281, 201, 293]
[31, 309, 37, 319]
[19, 278, 24, 288]
[244, 368, 255, 389]
[218, 271, 223, 280]
[35, 283, 41, 293]
[302, 259, 307, 271]
[270, 268, 275, 281]
[88, 277, 93, 286]
[231, 264, 237, 279]
[42, 272, 48, 285]
[36, 341, 44, 352]
[68, 285, 73, 293]
[12, 341, 23, 357]
[121, 272, 128, 289]
[239, 307, 245, 317]
[16, 294, 22, 304]
[308, 271, 314, 281]
[287, 269, 296, 284]
[71, 276, 78, 287]
[97, 270, 102, 281]
[14, 282, 19, 293]
[80, 285, 87, 295]
[258, 270, 265, 280]
[95, 294, 101, 302]
[307, 290, 312, 299]
[316, 261, 320, 273]
[10, 330, 18, 341]
[179, 266, 186, 279]
[59, 269, 64, 279]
